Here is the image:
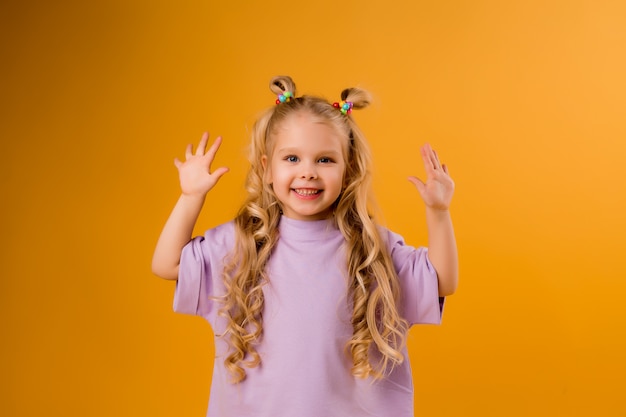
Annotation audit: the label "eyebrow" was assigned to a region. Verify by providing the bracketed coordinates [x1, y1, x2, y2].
[276, 147, 342, 156]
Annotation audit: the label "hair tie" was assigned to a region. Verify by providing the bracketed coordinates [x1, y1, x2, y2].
[275, 91, 293, 104]
[332, 100, 353, 115]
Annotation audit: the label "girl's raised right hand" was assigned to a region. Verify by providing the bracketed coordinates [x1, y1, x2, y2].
[174, 132, 229, 197]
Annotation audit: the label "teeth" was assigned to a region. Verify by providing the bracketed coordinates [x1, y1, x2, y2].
[294, 189, 320, 196]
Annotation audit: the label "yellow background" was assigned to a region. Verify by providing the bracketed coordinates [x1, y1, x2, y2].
[2, 1, 625, 416]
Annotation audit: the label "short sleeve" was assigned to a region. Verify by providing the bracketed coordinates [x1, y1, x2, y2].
[385, 229, 444, 325]
[173, 236, 209, 316]
[173, 222, 235, 320]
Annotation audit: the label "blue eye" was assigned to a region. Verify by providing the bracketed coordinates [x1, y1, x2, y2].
[318, 157, 333, 163]
[285, 155, 299, 162]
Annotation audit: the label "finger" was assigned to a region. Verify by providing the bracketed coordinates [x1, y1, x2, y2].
[174, 157, 182, 169]
[442, 164, 449, 175]
[421, 144, 437, 174]
[211, 166, 229, 179]
[204, 136, 223, 162]
[425, 145, 440, 170]
[407, 176, 426, 195]
[184, 143, 193, 159]
[195, 132, 210, 156]
[432, 149, 441, 168]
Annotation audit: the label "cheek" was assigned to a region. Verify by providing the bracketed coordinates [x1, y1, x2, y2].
[333, 168, 347, 192]
[266, 161, 292, 185]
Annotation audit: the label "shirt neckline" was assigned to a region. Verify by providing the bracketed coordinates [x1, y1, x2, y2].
[278, 216, 339, 241]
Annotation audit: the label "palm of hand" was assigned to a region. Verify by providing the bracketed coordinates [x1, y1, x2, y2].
[175, 133, 229, 197]
[408, 144, 455, 211]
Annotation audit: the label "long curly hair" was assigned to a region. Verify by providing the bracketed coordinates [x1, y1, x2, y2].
[217, 76, 408, 383]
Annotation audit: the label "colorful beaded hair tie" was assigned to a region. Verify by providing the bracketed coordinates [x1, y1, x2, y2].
[332, 100, 353, 115]
[275, 91, 293, 104]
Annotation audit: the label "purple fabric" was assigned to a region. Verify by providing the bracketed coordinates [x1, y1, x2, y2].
[175, 216, 443, 417]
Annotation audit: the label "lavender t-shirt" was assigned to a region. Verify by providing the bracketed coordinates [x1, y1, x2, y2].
[174, 216, 443, 417]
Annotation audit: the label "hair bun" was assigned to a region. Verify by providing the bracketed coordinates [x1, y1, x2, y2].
[340, 88, 371, 110]
[270, 76, 297, 97]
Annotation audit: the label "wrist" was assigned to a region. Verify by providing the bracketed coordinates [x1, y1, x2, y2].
[425, 206, 452, 223]
[425, 206, 450, 215]
[179, 192, 207, 204]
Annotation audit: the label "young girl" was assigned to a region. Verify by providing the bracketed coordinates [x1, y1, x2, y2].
[152, 76, 458, 417]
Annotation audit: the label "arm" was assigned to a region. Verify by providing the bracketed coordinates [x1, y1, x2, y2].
[408, 144, 458, 296]
[151, 133, 229, 280]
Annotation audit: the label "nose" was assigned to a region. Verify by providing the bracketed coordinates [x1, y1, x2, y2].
[299, 162, 318, 180]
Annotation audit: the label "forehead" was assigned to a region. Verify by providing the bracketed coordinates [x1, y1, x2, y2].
[271, 111, 348, 154]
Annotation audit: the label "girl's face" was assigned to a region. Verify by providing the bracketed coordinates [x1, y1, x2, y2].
[263, 111, 347, 221]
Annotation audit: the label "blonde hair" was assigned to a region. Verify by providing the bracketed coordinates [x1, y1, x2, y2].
[218, 76, 408, 383]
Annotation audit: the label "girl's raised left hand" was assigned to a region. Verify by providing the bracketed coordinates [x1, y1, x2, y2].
[408, 144, 455, 211]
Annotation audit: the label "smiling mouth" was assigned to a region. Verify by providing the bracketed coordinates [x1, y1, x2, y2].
[293, 188, 322, 196]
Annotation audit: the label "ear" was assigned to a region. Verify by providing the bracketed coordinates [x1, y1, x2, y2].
[261, 154, 272, 184]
